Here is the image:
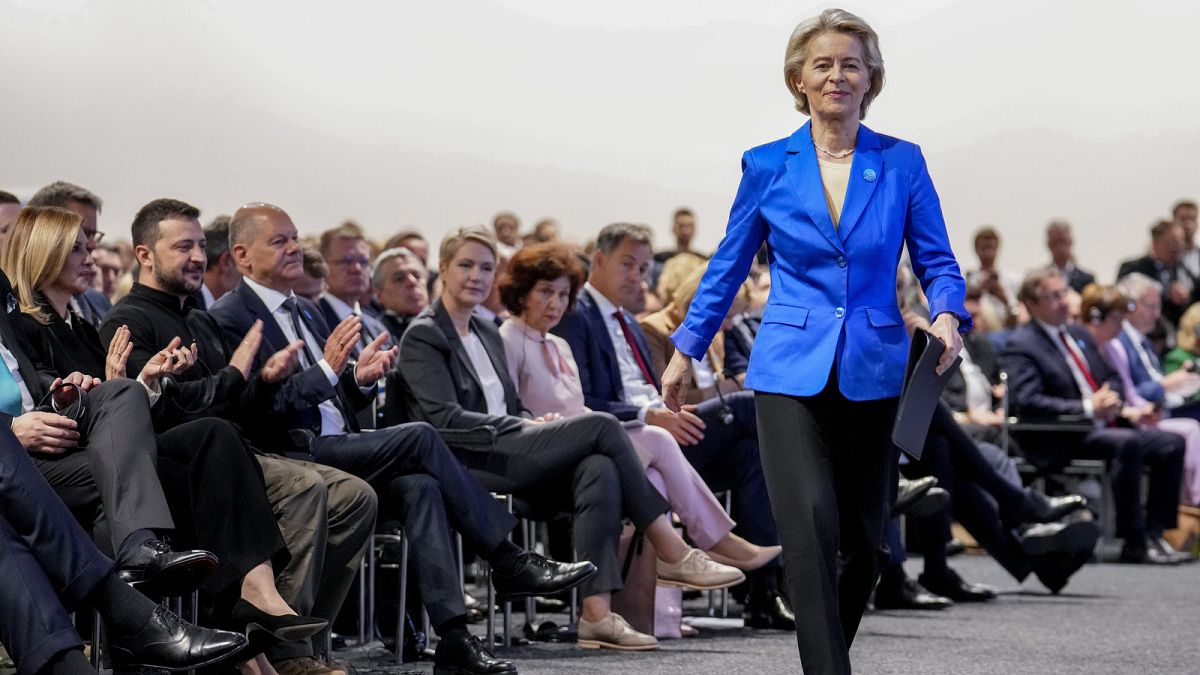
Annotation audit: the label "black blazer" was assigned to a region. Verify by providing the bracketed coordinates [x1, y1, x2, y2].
[398, 298, 528, 436]
[0, 273, 56, 426]
[18, 297, 107, 381]
[550, 288, 658, 422]
[209, 280, 372, 437]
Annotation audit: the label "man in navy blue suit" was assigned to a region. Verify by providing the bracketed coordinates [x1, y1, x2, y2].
[553, 222, 789, 628]
[1003, 268, 1188, 564]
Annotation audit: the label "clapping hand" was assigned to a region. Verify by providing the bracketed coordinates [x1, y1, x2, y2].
[105, 325, 133, 380]
[354, 331, 398, 386]
[140, 336, 197, 388]
[324, 316, 361, 376]
[261, 341, 305, 383]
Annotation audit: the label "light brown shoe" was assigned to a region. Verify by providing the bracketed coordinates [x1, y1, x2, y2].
[577, 612, 659, 651]
[656, 548, 745, 590]
[272, 657, 347, 675]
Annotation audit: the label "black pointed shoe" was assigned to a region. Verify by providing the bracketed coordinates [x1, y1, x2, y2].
[107, 605, 247, 671]
[491, 552, 596, 600]
[874, 573, 952, 611]
[433, 631, 516, 675]
[918, 568, 997, 603]
[118, 540, 218, 598]
[744, 591, 797, 630]
[230, 599, 328, 641]
[1025, 492, 1089, 523]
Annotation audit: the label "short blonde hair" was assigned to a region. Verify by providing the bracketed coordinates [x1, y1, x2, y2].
[439, 224, 497, 269]
[0, 206, 84, 325]
[783, 8, 885, 119]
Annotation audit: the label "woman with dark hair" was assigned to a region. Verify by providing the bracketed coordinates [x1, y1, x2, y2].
[499, 243, 780, 571]
[1, 206, 323, 674]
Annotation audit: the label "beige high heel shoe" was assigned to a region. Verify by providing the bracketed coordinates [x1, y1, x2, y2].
[705, 534, 782, 571]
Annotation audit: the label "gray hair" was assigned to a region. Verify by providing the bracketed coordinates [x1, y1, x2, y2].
[595, 222, 653, 256]
[1117, 271, 1163, 301]
[371, 246, 423, 289]
[783, 8, 885, 119]
[204, 215, 231, 270]
[27, 181, 103, 211]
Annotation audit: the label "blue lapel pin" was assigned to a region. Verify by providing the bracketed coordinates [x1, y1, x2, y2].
[863, 168, 877, 182]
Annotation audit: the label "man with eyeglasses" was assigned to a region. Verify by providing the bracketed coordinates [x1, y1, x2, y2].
[26, 181, 113, 327]
[316, 226, 391, 357]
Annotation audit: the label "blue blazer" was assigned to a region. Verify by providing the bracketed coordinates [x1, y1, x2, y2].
[1115, 327, 1165, 404]
[551, 288, 659, 422]
[671, 122, 969, 400]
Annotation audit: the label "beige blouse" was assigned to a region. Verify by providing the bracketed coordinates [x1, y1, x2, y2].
[817, 157, 852, 228]
[498, 316, 587, 417]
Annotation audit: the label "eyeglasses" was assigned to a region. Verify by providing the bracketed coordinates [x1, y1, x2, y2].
[331, 255, 370, 268]
[86, 230, 106, 245]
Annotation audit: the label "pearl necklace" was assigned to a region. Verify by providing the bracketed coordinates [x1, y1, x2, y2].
[812, 138, 855, 159]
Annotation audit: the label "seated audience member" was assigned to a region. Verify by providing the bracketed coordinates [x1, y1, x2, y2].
[201, 215, 241, 308]
[651, 209, 703, 290]
[371, 247, 428, 340]
[493, 211, 521, 257]
[551, 223, 789, 629]
[527, 218, 561, 245]
[1117, 219, 1200, 329]
[1163, 303, 1200, 378]
[91, 242, 124, 302]
[0, 190, 21, 251]
[1115, 273, 1200, 416]
[0, 427, 247, 675]
[5, 205, 330, 670]
[1044, 220, 1096, 293]
[384, 229, 437, 296]
[474, 249, 510, 327]
[0, 206, 217, 594]
[641, 263, 748, 405]
[210, 203, 594, 674]
[653, 251, 707, 311]
[399, 225, 744, 652]
[498, 243, 780, 571]
[943, 286, 1008, 446]
[1175, 200, 1199, 281]
[1085, 284, 1200, 516]
[103, 199, 378, 675]
[1003, 268, 1188, 564]
[293, 246, 327, 302]
[316, 225, 390, 354]
[26, 181, 112, 328]
[966, 226, 1019, 331]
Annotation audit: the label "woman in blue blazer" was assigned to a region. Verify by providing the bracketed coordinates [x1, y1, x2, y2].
[662, 9, 969, 674]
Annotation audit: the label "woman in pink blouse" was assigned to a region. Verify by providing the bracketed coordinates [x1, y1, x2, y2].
[498, 244, 780, 570]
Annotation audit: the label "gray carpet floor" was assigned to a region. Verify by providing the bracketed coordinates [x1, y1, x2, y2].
[335, 553, 1200, 674]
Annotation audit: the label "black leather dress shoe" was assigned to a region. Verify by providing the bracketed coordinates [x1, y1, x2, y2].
[918, 569, 997, 602]
[905, 487, 951, 518]
[1018, 515, 1100, 556]
[1025, 492, 1089, 524]
[108, 605, 247, 671]
[743, 591, 796, 630]
[1031, 549, 1091, 594]
[491, 552, 596, 600]
[118, 540, 218, 598]
[874, 575, 952, 611]
[433, 631, 516, 675]
[891, 476, 937, 518]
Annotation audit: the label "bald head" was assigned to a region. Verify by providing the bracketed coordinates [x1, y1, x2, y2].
[229, 202, 303, 293]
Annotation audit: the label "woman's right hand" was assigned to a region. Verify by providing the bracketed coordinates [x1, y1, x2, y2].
[105, 324, 133, 381]
[661, 349, 692, 412]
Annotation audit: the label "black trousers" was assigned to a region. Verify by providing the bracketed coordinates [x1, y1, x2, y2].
[155, 418, 289, 599]
[755, 380, 898, 675]
[0, 427, 112, 675]
[905, 404, 1035, 580]
[1078, 427, 1184, 541]
[465, 412, 669, 597]
[312, 422, 517, 627]
[31, 379, 174, 556]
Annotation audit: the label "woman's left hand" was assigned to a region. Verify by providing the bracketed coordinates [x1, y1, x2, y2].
[928, 312, 963, 375]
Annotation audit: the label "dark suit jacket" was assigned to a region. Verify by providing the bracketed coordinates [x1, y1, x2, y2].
[398, 298, 528, 436]
[209, 280, 372, 438]
[1002, 322, 1123, 421]
[1062, 265, 1096, 294]
[0, 273, 56, 426]
[1117, 254, 1200, 325]
[18, 297, 106, 380]
[550, 288, 658, 422]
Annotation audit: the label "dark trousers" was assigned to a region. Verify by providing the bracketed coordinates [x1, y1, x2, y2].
[465, 412, 669, 597]
[906, 404, 1034, 581]
[31, 379, 174, 556]
[0, 428, 112, 675]
[155, 418, 289, 598]
[755, 382, 898, 675]
[1079, 427, 1184, 541]
[312, 422, 516, 627]
[686, 391, 779, 549]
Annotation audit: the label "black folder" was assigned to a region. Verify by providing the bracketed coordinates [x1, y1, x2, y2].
[891, 328, 962, 460]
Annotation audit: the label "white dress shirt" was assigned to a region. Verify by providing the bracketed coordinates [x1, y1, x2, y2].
[583, 283, 663, 421]
[245, 277, 347, 436]
[1035, 319, 1097, 418]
